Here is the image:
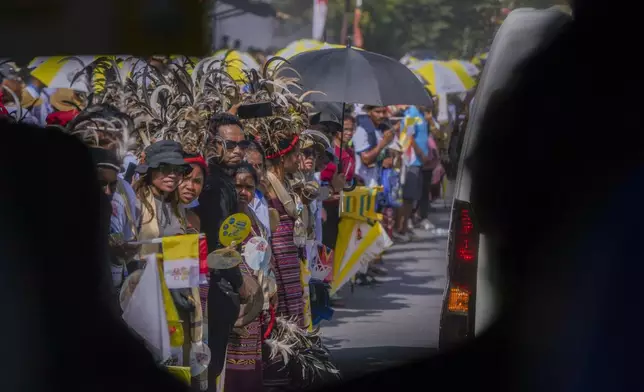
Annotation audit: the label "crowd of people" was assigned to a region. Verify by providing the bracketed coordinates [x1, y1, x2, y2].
[0, 55, 455, 391]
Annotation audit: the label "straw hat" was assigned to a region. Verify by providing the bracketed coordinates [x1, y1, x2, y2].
[50, 88, 84, 111]
[20, 88, 42, 108]
[234, 273, 264, 328]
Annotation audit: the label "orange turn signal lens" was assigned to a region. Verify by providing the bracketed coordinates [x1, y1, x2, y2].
[447, 286, 470, 314]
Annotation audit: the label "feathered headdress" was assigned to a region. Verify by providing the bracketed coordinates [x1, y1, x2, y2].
[238, 58, 316, 160]
[264, 316, 341, 388]
[124, 56, 242, 162]
[64, 59, 137, 159]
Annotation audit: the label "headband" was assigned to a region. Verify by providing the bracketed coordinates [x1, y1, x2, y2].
[46, 110, 79, 127]
[266, 135, 300, 160]
[0, 92, 8, 116]
[184, 155, 209, 175]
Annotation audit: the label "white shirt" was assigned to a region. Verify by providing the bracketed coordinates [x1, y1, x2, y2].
[352, 125, 383, 187]
[250, 191, 271, 240]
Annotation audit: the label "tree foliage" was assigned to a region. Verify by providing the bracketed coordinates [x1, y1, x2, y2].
[270, 0, 566, 59]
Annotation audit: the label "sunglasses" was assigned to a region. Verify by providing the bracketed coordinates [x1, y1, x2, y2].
[158, 164, 189, 176]
[223, 139, 251, 151]
[302, 148, 316, 158]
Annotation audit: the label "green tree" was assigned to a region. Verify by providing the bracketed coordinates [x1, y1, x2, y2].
[270, 0, 564, 59]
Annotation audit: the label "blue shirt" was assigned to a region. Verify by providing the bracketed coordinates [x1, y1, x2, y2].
[110, 177, 139, 241]
[404, 106, 430, 167]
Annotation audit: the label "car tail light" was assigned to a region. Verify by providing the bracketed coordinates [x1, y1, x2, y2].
[447, 285, 471, 314]
[440, 200, 480, 344]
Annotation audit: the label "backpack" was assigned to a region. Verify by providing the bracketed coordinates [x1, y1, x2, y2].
[380, 168, 403, 208]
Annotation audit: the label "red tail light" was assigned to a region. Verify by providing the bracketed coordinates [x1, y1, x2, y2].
[455, 207, 476, 263]
[440, 200, 480, 347]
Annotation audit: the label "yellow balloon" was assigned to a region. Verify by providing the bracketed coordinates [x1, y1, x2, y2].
[218, 213, 252, 247]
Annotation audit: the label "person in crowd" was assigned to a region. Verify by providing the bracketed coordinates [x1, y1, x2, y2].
[66, 105, 141, 298]
[245, 141, 271, 239]
[397, 105, 433, 238]
[133, 140, 206, 379]
[319, 115, 356, 304]
[67, 104, 139, 244]
[352, 105, 395, 187]
[179, 153, 208, 231]
[1, 69, 40, 125]
[195, 112, 251, 390]
[224, 162, 271, 392]
[88, 146, 133, 310]
[176, 151, 209, 391]
[417, 106, 442, 231]
[133, 140, 190, 255]
[264, 138, 305, 322]
[21, 76, 54, 126]
[262, 130, 306, 390]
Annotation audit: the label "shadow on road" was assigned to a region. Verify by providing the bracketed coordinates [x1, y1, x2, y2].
[329, 346, 438, 380]
[321, 261, 445, 330]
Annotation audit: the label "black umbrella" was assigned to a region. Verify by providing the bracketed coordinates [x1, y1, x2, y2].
[279, 43, 431, 174]
[281, 45, 431, 107]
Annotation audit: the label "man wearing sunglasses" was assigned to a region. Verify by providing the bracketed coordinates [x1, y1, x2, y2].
[194, 112, 252, 388]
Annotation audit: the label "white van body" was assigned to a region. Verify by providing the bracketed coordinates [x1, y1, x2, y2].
[439, 7, 573, 348]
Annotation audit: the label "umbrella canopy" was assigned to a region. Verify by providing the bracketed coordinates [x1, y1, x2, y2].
[30, 55, 125, 93]
[274, 39, 326, 60]
[211, 50, 261, 82]
[448, 60, 480, 77]
[471, 52, 489, 68]
[27, 57, 49, 69]
[282, 46, 432, 107]
[443, 60, 477, 90]
[169, 55, 200, 75]
[267, 40, 344, 71]
[407, 60, 468, 95]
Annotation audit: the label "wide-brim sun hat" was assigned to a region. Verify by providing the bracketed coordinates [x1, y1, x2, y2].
[135, 140, 190, 174]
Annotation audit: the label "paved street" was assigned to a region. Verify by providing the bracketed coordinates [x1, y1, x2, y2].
[321, 203, 451, 381]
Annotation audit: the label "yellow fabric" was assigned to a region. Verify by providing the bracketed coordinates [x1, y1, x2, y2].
[471, 52, 488, 68]
[407, 60, 467, 95]
[340, 186, 383, 223]
[30, 55, 121, 93]
[444, 60, 476, 90]
[215, 350, 227, 392]
[400, 117, 422, 165]
[158, 256, 185, 348]
[331, 219, 387, 295]
[211, 50, 261, 83]
[162, 234, 200, 261]
[300, 261, 313, 332]
[166, 366, 191, 385]
[139, 189, 160, 257]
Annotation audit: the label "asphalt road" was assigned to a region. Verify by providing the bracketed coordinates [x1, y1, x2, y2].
[320, 203, 451, 381]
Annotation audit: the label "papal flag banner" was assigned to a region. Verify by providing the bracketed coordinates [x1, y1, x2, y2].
[162, 234, 200, 289]
[331, 218, 392, 295]
[300, 259, 314, 332]
[331, 186, 393, 295]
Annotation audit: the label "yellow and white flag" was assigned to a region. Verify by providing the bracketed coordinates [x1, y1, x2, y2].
[162, 234, 200, 289]
[331, 186, 393, 295]
[331, 218, 392, 295]
[300, 259, 314, 332]
[122, 253, 172, 362]
[399, 116, 422, 167]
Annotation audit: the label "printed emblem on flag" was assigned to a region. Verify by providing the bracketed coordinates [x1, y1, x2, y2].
[162, 234, 200, 289]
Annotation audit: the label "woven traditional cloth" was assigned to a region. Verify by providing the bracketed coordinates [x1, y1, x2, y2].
[264, 197, 305, 388]
[267, 198, 304, 323]
[223, 223, 264, 392]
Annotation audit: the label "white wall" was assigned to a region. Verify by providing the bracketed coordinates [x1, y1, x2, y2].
[214, 2, 275, 51]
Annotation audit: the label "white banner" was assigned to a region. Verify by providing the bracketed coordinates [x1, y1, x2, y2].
[312, 0, 329, 41]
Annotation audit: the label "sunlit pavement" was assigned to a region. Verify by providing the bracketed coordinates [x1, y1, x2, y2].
[320, 200, 451, 381]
